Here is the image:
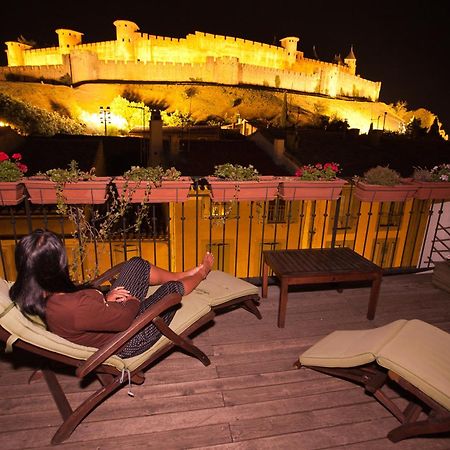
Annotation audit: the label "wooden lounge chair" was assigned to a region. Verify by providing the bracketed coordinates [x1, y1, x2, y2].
[295, 319, 450, 442]
[0, 265, 260, 445]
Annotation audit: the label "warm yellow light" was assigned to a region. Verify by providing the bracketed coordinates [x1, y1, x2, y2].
[79, 110, 128, 133]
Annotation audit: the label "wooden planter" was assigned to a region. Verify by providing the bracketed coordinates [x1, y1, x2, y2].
[24, 177, 112, 204]
[278, 178, 347, 200]
[0, 181, 25, 206]
[354, 181, 417, 202]
[412, 181, 450, 201]
[113, 177, 192, 203]
[206, 176, 279, 202]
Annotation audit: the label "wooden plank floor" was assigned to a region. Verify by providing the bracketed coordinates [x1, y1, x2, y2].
[1, 272, 450, 449]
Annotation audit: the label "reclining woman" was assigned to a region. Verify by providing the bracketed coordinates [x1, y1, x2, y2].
[9, 229, 214, 358]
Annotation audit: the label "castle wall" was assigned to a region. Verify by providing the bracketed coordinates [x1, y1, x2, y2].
[0, 63, 68, 81]
[2, 23, 381, 101]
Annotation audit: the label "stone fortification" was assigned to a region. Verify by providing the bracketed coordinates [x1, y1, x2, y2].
[2, 20, 380, 101]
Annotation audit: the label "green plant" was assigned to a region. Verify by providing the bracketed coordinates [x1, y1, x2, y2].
[36, 160, 95, 213]
[294, 162, 340, 181]
[359, 166, 401, 186]
[213, 163, 259, 181]
[412, 164, 450, 182]
[123, 165, 181, 183]
[0, 152, 28, 181]
[114, 166, 183, 232]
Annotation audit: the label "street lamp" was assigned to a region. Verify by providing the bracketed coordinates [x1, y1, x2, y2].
[99, 106, 111, 136]
[382, 112, 387, 132]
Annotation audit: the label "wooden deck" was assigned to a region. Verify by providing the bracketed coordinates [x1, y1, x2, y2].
[1, 272, 450, 449]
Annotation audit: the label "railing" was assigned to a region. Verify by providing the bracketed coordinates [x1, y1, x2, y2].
[0, 179, 447, 282]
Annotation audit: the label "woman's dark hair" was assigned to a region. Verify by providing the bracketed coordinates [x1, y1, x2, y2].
[9, 229, 81, 322]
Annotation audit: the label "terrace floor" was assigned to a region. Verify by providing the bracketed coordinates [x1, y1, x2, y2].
[1, 271, 450, 449]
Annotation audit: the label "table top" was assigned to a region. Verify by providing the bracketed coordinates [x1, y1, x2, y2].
[263, 247, 382, 277]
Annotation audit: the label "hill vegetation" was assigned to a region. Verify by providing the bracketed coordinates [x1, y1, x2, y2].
[0, 81, 445, 139]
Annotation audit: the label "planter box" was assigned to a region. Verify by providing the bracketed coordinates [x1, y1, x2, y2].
[113, 177, 192, 203]
[206, 176, 279, 202]
[354, 181, 417, 202]
[0, 181, 25, 206]
[24, 177, 112, 204]
[412, 181, 450, 201]
[278, 178, 347, 200]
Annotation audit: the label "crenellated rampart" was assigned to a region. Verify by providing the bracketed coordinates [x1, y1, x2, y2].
[2, 22, 381, 100]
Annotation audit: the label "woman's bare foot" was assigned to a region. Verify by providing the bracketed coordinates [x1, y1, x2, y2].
[198, 252, 214, 279]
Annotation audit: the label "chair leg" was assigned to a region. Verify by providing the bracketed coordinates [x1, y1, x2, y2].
[42, 368, 73, 421]
[388, 416, 450, 442]
[241, 299, 262, 319]
[154, 317, 211, 366]
[51, 375, 124, 445]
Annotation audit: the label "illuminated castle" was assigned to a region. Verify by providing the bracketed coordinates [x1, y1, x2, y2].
[2, 20, 380, 101]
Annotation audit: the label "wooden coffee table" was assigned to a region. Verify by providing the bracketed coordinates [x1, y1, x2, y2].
[262, 247, 383, 328]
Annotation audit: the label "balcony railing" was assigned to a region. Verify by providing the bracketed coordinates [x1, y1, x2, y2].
[0, 179, 448, 282]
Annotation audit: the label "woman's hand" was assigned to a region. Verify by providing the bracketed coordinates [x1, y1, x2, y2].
[106, 286, 133, 302]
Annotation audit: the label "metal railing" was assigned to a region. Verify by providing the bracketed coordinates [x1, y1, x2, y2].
[0, 180, 446, 282]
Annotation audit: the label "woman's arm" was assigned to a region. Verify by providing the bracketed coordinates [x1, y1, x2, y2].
[74, 290, 140, 332]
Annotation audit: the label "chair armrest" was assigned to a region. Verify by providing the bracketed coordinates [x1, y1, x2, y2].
[75, 292, 182, 378]
[90, 262, 125, 288]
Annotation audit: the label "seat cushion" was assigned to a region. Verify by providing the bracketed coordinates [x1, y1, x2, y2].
[147, 270, 259, 308]
[0, 279, 212, 372]
[377, 319, 450, 410]
[299, 320, 408, 367]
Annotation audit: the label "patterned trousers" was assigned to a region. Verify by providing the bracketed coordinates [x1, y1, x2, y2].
[110, 257, 185, 358]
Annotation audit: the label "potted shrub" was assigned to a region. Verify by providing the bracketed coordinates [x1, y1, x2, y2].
[354, 165, 417, 202]
[278, 162, 347, 200]
[113, 166, 192, 203]
[410, 164, 450, 200]
[24, 160, 111, 208]
[0, 152, 28, 206]
[206, 163, 279, 202]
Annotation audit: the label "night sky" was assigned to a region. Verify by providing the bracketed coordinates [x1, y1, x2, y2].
[1, 1, 449, 133]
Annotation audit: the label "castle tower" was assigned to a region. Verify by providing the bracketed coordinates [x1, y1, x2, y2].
[113, 20, 139, 61]
[56, 29, 83, 54]
[344, 45, 357, 75]
[5, 41, 32, 66]
[280, 37, 299, 66]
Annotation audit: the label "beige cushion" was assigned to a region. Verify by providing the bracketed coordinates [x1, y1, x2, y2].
[377, 319, 450, 410]
[299, 319, 450, 411]
[0, 279, 211, 372]
[147, 270, 259, 307]
[299, 320, 407, 367]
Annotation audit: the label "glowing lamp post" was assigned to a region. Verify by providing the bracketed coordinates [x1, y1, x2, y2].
[99, 106, 111, 136]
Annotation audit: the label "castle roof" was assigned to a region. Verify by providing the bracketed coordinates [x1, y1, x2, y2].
[345, 46, 356, 60]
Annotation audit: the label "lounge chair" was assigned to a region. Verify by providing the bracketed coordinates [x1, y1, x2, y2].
[296, 319, 450, 442]
[0, 265, 260, 444]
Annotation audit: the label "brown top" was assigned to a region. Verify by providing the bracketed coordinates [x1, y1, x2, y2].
[46, 289, 140, 349]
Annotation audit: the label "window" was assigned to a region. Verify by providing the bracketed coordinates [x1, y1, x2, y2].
[378, 202, 403, 228]
[267, 199, 287, 223]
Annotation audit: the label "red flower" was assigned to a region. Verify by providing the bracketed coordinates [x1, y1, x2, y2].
[12, 153, 22, 160]
[17, 163, 28, 173]
[0, 152, 9, 162]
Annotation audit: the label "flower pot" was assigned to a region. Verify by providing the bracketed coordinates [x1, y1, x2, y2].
[206, 176, 279, 202]
[0, 181, 25, 206]
[412, 181, 450, 201]
[24, 177, 112, 204]
[354, 181, 417, 202]
[113, 177, 192, 203]
[278, 178, 347, 200]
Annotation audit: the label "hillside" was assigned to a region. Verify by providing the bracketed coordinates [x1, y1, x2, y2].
[0, 81, 445, 137]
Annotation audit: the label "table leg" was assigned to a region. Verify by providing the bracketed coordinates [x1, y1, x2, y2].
[278, 280, 289, 328]
[262, 261, 269, 298]
[367, 273, 383, 320]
